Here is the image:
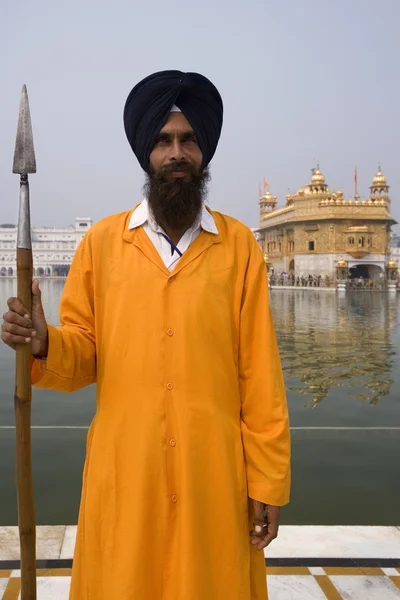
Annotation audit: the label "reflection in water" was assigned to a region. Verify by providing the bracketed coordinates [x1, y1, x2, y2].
[270, 291, 398, 407]
[1, 280, 398, 408]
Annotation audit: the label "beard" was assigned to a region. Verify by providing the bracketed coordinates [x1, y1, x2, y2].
[144, 162, 210, 232]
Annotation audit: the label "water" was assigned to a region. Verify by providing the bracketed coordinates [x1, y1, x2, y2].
[0, 279, 399, 526]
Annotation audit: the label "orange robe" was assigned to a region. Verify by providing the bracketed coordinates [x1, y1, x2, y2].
[32, 208, 290, 600]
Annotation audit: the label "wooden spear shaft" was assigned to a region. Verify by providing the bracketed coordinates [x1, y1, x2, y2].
[13, 86, 37, 600]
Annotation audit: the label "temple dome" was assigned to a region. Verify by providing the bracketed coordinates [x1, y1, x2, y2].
[296, 185, 313, 196]
[372, 166, 387, 187]
[311, 168, 326, 185]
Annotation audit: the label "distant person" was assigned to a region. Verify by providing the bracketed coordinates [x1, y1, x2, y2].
[1, 70, 290, 600]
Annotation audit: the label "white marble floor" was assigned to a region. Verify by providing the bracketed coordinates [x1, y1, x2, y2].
[0, 526, 399, 599]
[0, 568, 399, 599]
[1, 525, 400, 561]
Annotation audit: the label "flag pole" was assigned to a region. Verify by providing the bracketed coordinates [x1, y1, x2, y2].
[354, 166, 359, 199]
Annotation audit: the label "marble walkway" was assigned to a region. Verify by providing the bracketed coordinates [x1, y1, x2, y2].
[0, 525, 399, 599]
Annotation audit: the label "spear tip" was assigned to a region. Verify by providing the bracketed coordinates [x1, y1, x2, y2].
[13, 85, 37, 175]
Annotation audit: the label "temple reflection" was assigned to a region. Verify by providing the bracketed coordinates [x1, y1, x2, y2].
[270, 292, 398, 407]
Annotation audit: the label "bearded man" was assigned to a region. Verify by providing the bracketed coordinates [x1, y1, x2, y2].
[1, 70, 291, 600]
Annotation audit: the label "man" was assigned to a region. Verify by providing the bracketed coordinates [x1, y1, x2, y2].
[2, 70, 290, 600]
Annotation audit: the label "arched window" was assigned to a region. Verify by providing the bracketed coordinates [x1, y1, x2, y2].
[348, 237, 355, 245]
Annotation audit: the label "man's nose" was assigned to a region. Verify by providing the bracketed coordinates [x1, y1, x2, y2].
[168, 138, 186, 162]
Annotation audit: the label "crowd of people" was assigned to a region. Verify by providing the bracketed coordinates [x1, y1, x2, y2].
[268, 271, 397, 290]
[268, 272, 331, 287]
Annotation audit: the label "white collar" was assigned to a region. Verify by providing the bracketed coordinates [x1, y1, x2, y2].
[128, 198, 218, 235]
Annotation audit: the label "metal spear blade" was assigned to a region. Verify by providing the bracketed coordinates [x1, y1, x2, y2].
[13, 85, 36, 174]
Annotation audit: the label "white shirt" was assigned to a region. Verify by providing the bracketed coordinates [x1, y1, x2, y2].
[128, 199, 219, 271]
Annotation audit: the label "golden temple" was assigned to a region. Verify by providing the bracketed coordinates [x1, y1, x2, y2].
[254, 166, 396, 280]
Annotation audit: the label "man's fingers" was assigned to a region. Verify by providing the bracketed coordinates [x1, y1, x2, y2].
[250, 503, 280, 551]
[250, 525, 267, 537]
[254, 532, 278, 550]
[32, 279, 40, 295]
[1, 329, 31, 345]
[250, 524, 278, 549]
[7, 297, 30, 319]
[3, 311, 33, 328]
[32, 279, 43, 308]
[253, 500, 265, 527]
[2, 321, 36, 339]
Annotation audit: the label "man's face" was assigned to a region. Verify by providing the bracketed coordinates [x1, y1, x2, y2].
[145, 112, 209, 233]
[149, 112, 203, 178]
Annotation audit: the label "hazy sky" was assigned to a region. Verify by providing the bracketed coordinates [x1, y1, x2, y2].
[1, 0, 399, 231]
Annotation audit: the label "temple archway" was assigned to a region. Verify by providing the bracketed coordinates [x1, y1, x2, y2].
[349, 264, 383, 281]
[53, 265, 70, 277]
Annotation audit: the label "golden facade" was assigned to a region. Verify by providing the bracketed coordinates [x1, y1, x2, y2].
[254, 166, 396, 279]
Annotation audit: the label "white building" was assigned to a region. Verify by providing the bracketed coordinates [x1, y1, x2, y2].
[0, 218, 92, 277]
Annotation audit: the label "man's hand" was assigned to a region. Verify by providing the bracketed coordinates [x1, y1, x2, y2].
[1, 279, 48, 357]
[250, 500, 280, 551]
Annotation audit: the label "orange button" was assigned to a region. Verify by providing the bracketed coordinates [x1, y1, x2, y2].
[168, 276, 175, 283]
[167, 328, 174, 336]
[166, 382, 174, 390]
[171, 494, 178, 503]
[169, 438, 176, 447]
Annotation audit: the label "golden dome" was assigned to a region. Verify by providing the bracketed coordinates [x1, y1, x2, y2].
[337, 256, 347, 268]
[296, 185, 313, 196]
[372, 166, 387, 187]
[261, 190, 276, 203]
[387, 256, 397, 269]
[311, 168, 326, 185]
[263, 253, 272, 264]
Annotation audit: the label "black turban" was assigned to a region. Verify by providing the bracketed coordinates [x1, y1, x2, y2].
[123, 70, 223, 172]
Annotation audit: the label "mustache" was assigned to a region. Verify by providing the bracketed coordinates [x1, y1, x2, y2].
[155, 162, 199, 177]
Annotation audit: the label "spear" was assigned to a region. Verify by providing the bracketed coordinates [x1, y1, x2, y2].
[12, 85, 37, 599]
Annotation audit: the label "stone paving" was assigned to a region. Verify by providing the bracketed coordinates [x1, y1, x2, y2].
[1, 526, 400, 598]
